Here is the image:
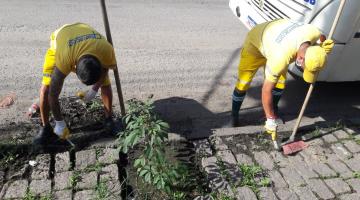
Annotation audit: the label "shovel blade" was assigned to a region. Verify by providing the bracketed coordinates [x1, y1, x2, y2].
[283, 141, 308, 155]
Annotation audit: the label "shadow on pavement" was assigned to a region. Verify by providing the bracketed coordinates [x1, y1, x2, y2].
[153, 80, 360, 140]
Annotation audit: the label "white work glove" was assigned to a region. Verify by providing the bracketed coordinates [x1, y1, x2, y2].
[54, 120, 70, 140]
[264, 118, 280, 150]
[84, 88, 98, 103]
[264, 118, 278, 132]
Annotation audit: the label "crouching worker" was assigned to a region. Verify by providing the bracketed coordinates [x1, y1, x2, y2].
[231, 19, 334, 135]
[33, 23, 117, 145]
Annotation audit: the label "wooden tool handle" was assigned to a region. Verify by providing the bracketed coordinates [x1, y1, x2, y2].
[290, 0, 346, 139]
[100, 0, 126, 116]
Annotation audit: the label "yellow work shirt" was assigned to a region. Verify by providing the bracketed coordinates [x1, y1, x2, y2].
[42, 23, 116, 85]
[246, 19, 321, 83]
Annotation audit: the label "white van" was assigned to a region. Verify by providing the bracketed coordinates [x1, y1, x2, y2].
[229, 0, 360, 82]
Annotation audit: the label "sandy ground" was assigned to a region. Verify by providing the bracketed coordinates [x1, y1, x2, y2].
[0, 0, 359, 137]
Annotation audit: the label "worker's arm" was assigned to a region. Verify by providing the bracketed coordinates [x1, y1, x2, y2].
[49, 67, 66, 121]
[262, 79, 277, 119]
[39, 85, 50, 126]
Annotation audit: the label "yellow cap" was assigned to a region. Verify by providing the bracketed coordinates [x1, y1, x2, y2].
[303, 46, 327, 83]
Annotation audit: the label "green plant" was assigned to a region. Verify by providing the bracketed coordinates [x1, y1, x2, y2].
[88, 100, 102, 112]
[172, 191, 186, 200]
[117, 98, 185, 195]
[259, 177, 271, 187]
[70, 171, 81, 188]
[23, 189, 36, 200]
[39, 194, 53, 200]
[353, 171, 360, 179]
[355, 139, 360, 145]
[238, 164, 270, 194]
[84, 161, 103, 173]
[96, 178, 110, 200]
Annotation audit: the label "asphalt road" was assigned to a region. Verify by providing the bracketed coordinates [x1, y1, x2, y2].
[0, 0, 359, 136]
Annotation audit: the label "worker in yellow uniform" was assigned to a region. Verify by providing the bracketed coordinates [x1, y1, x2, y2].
[33, 23, 117, 145]
[231, 19, 334, 135]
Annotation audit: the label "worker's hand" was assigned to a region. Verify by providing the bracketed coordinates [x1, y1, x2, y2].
[320, 39, 334, 54]
[264, 118, 278, 141]
[54, 120, 70, 140]
[84, 88, 98, 103]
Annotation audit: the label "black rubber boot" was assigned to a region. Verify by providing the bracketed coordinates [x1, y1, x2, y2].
[104, 117, 116, 136]
[32, 124, 59, 146]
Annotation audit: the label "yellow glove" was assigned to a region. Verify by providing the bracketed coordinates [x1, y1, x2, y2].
[54, 120, 70, 140]
[320, 39, 334, 54]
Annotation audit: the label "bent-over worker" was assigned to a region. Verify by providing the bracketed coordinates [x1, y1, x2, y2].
[231, 19, 334, 136]
[33, 23, 117, 145]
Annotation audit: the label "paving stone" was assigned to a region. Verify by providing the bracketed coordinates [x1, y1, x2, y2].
[98, 148, 119, 164]
[301, 144, 331, 163]
[346, 178, 360, 193]
[279, 167, 305, 188]
[286, 154, 304, 165]
[333, 130, 350, 139]
[55, 152, 71, 173]
[293, 186, 318, 200]
[217, 150, 237, 165]
[306, 137, 325, 146]
[104, 179, 121, 199]
[101, 164, 118, 180]
[339, 193, 360, 200]
[202, 156, 233, 195]
[29, 179, 51, 196]
[31, 154, 50, 180]
[327, 159, 353, 179]
[216, 150, 241, 184]
[331, 143, 353, 160]
[344, 126, 358, 134]
[193, 139, 213, 157]
[270, 151, 289, 168]
[0, 170, 4, 185]
[343, 140, 360, 153]
[235, 143, 248, 151]
[275, 188, 299, 200]
[344, 155, 360, 171]
[286, 156, 318, 180]
[311, 163, 337, 178]
[54, 171, 72, 191]
[76, 149, 97, 170]
[258, 187, 278, 200]
[292, 164, 319, 180]
[53, 190, 72, 200]
[211, 137, 229, 151]
[194, 195, 212, 200]
[324, 178, 351, 194]
[322, 134, 338, 143]
[76, 171, 97, 190]
[254, 151, 274, 170]
[235, 153, 254, 165]
[269, 170, 287, 189]
[235, 186, 257, 200]
[306, 179, 335, 200]
[3, 180, 28, 199]
[74, 190, 96, 200]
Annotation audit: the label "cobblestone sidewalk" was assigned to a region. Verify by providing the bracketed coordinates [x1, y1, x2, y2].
[193, 124, 360, 200]
[0, 144, 123, 200]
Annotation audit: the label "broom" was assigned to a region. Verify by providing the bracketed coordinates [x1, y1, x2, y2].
[282, 0, 346, 155]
